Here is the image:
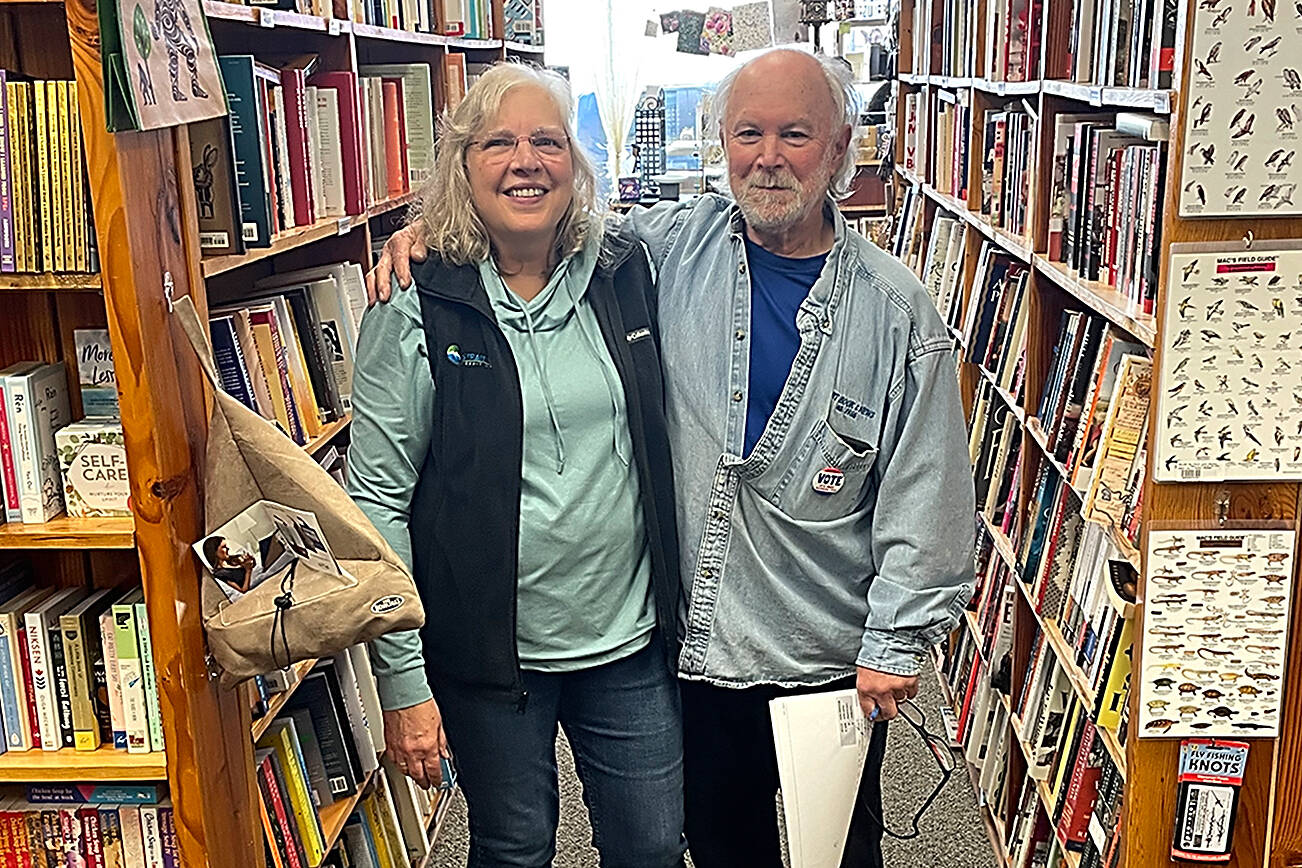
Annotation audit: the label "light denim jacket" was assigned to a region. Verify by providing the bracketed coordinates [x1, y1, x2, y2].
[624, 194, 975, 685]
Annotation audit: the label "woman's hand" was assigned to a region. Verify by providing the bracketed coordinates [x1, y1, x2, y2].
[382, 698, 451, 789]
[366, 221, 429, 305]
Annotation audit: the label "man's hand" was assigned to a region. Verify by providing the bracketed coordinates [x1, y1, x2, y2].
[366, 222, 429, 305]
[382, 698, 450, 789]
[856, 666, 919, 722]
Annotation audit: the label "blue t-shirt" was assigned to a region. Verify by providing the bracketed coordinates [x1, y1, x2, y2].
[744, 237, 828, 456]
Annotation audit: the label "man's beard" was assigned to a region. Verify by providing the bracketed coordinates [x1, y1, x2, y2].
[733, 160, 833, 233]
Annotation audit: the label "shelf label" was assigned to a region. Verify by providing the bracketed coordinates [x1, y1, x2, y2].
[328, 18, 342, 35]
[259, 9, 275, 26]
[1088, 86, 1103, 105]
[336, 217, 352, 236]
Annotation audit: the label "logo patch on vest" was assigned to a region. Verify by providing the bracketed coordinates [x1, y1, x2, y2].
[812, 466, 845, 494]
[445, 343, 491, 367]
[626, 327, 651, 343]
[370, 594, 406, 614]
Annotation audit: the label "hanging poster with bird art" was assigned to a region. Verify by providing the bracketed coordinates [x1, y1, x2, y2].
[97, 0, 226, 131]
[1156, 243, 1302, 481]
[1138, 527, 1295, 739]
[1179, 0, 1301, 215]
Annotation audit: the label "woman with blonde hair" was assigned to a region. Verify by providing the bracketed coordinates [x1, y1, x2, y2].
[346, 63, 686, 866]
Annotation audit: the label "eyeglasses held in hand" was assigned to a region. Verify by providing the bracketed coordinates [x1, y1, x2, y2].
[861, 698, 957, 840]
[469, 130, 571, 160]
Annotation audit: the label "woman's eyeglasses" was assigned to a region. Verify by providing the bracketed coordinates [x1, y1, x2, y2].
[469, 130, 570, 161]
[861, 699, 957, 840]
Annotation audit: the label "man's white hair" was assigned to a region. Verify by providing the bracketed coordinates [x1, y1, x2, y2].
[712, 50, 862, 200]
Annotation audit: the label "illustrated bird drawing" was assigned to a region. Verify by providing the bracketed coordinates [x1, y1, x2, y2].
[1244, 34, 1262, 50]
[1213, 5, 1234, 23]
[1179, 296, 1195, 317]
[1232, 152, 1249, 171]
[1260, 33, 1280, 53]
[1195, 103, 1214, 127]
[1196, 58, 1214, 79]
[1183, 260, 1200, 281]
[1266, 148, 1286, 167]
[1278, 107, 1294, 130]
[1235, 68, 1257, 86]
[1264, 0, 1276, 20]
[1208, 41, 1224, 62]
[1231, 116, 1254, 139]
[1284, 68, 1302, 90]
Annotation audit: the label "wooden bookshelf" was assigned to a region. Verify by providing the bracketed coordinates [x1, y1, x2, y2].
[304, 414, 353, 458]
[0, 516, 136, 549]
[0, 745, 167, 782]
[201, 194, 415, 278]
[250, 658, 319, 742]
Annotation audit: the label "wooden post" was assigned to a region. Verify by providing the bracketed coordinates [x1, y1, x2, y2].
[64, 0, 263, 865]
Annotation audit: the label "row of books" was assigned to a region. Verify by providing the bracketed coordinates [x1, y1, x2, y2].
[0, 566, 163, 755]
[442, 55, 495, 111]
[962, 241, 1031, 400]
[1045, 112, 1168, 311]
[198, 55, 433, 256]
[0, 361, 131, 526]
[0, 73, 98, 275]
[932, 91, 971, 199]
[983, 0, 1042, 82]
[208, 262, 367, 447]
[227, 0, 441, 37]
[919, 212, 970, 334]
[916, 0, 977, 78]
[253, 649, 450, 868]
[1049, 0, 1178, 89]
[979, 107, 1035, 236]
[941, 561, 1127, 865]
[0, 791, 179, 867]
[969, 379, 1024, 530]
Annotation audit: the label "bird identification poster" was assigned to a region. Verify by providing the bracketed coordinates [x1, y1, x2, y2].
[770, 689, 871, 868]
[1155, 244, 1302, 482]
[1178, 0, 1302, 217]
[1138, 528, 1294, 739]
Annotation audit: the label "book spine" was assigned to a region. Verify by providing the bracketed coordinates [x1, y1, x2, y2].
[54, 83, 70, 276]
[281, 70, 314, 227]
[22, 612, 59, 751]
[157, 806, 177, 868]
[16, 626, 39, 750]
[111, 604, 150, 754]
[68, 81, 85, 274]
[7, 374, 41, 524]
[96, 808, 122, 868]
[98, 609, 126, 750]
[62, 615, 99, 751]
[266, 756, 307, 868]
[0, 71, 13, 274]
[0, 614, 21, 751]
[138, 806, 164, 868]
[78, 807, 103, 868]
[45, 619, 73, 749]
[117, 807, 144, 868]
[0, 380, 21, 521]
[132, 601, 164, 753]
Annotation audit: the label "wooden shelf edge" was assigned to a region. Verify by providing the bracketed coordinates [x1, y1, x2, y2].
[202, 193, 414, 278]
[314, 767, 377, 866]
[0, 515, 136, 549]
[0, 272, 101, 291]
[303, 414, 352, 458]
[251, 658, 319, 741]
[0, 745, 167, 781]
[503, 40, 543, 53]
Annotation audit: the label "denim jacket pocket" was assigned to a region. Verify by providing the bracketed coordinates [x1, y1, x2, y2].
[769, 419, 878, 522]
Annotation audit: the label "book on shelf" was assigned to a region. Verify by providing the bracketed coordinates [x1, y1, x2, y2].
[0, 794, 178, 867]
[0, 579, 158, 755]
[978, 107, 1034, 237]
[930, 90, 970, 198]
[0, 75, 99, 275]
[1047, 112, 1166, 312]
[442, 0, 494, 38]
[254, 649, 437, 868]
[502, 0, 543, 44]
[0, 362, 72, 525]
[1044, 0, 1178, 88]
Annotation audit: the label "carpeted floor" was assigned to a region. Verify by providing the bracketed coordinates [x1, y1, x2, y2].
[430, 668, 997, 867]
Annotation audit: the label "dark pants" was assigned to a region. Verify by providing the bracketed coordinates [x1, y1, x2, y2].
[681, 677, 887, 868]
[433, 641, 687, 868]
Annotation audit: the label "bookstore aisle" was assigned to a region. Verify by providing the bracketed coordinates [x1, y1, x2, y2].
[430, 669, 999, 868]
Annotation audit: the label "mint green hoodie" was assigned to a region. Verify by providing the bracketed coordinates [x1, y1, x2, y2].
[350, 238, 655, 710]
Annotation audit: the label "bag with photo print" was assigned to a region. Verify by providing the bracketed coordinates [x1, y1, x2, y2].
[172, 294, 424, 685]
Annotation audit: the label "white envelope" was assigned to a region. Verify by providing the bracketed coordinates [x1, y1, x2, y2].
[769, 689, 873, 868]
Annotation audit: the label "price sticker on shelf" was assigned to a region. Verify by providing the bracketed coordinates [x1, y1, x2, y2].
[328, 18, 342, 35]
[1088, 86, 1103, 105]
[336, 216, 352, 236]
[259, 9, 275, 27]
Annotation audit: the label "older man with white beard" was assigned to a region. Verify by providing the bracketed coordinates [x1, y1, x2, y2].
[368, 49, 974, 868]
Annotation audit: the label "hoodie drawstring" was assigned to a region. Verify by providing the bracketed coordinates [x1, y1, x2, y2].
[516, 299, 568, 474]
[565, 279, 631, 468]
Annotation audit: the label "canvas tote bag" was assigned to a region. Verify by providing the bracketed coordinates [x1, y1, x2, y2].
[173, 294, 424, 684]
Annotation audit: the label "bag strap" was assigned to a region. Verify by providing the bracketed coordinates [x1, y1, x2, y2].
[171, 294, 223, 390]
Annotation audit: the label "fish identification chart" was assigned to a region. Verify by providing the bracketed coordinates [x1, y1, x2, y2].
[1155, 245, 1302, 482]
[1139, 528, 1295, 739]
[1178, 0, 1302, 217]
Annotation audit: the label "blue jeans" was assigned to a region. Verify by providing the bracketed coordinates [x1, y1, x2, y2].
[432, 639, 687, 868]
